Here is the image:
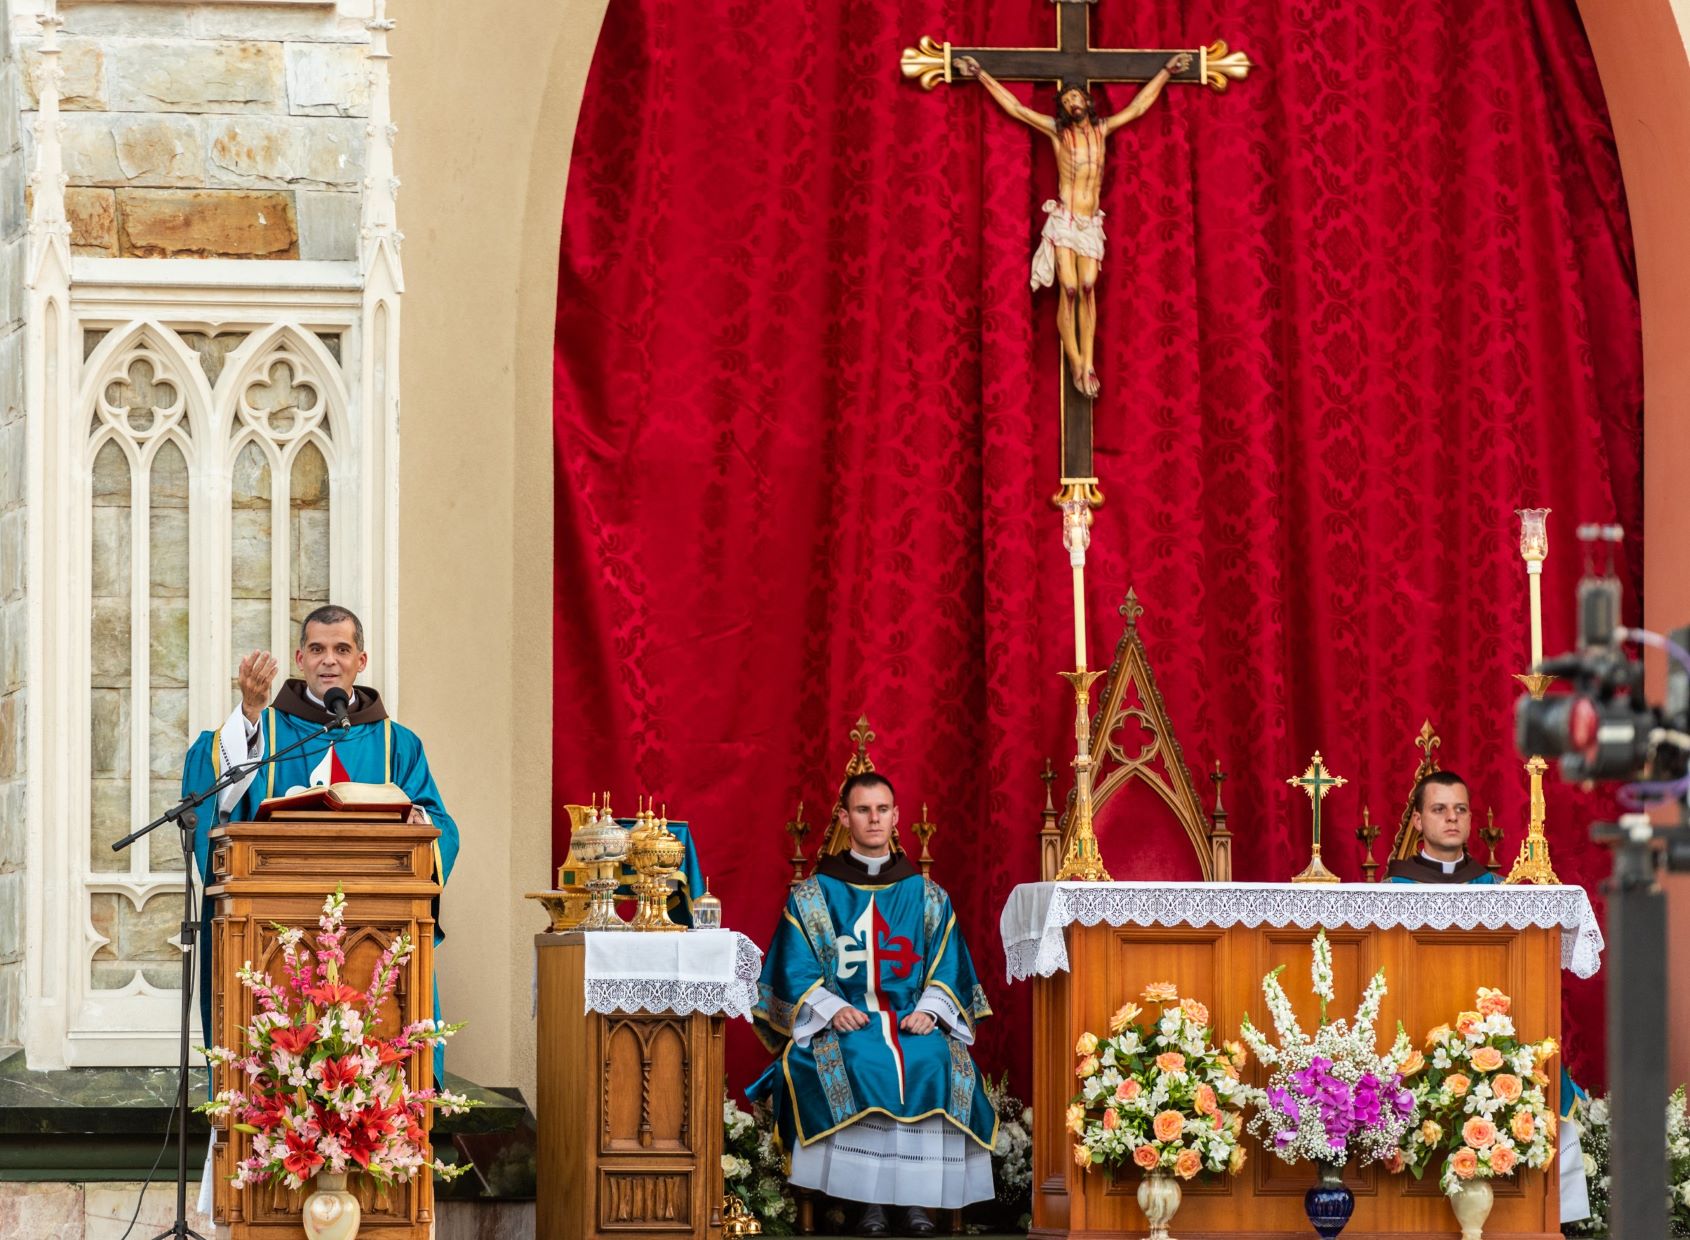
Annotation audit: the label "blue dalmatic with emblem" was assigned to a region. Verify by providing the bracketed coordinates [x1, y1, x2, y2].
[180, 687, 460, 1083]
[749, 867, 996, 1154]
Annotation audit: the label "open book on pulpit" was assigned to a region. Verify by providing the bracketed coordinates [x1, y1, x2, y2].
[255, 781, 411, 820]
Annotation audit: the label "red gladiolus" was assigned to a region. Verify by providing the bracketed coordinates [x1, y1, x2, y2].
[282, 1129, 324, 1180]
[269, 1023, 318, 1056]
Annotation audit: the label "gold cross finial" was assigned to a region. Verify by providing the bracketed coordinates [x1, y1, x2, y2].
[1288, 751, 1347, 801]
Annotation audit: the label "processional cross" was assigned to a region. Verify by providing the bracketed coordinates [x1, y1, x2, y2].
[1288, 752, 1347, 884]
[901, 2, 1250, 881]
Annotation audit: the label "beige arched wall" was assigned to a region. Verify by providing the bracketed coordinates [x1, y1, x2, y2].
[386, 0, 1690, 1103]
[1577, 0, 1690, 1094]
[389, 0, 609, 1099]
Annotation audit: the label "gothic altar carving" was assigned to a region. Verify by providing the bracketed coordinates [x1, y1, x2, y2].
[1044, 590, 1228, 883]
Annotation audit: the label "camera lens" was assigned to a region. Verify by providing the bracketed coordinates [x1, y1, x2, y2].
[1517, 695, 1578, 758]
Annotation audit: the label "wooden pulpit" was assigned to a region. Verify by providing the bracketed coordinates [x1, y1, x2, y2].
[206, 811, 440, 1238]
[535, 932, 727, 1240]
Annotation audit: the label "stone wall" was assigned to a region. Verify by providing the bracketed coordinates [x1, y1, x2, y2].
[14, 3, 370, 260]
[0, 0, 25, 1048]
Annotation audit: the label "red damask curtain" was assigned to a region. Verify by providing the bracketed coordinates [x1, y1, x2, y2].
[554, 0, 1640, 1094]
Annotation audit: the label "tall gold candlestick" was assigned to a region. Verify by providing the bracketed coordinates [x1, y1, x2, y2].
[1054, 496, 1111, 881]
[1507, 677, 1561, 884]
[1508, 509, 1560, 884]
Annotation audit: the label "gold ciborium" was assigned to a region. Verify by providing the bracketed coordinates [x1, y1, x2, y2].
[628, 803, 686, 931]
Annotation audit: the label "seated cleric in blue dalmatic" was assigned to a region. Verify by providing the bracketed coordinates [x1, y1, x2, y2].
[180, 604, 460, 1082]
[749, 773, 996, 1238]
[1385, 770, 1502, 885]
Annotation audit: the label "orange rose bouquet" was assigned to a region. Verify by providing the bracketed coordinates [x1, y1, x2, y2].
[1400, 987, 1558, 1194]
[1070, 983, 1250, 1183]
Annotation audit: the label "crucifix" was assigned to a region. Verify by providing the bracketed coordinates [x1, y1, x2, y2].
[902, 3, 1249, 507]
[901, 1, 1250, 882]
[1288, 751, 1347, 884]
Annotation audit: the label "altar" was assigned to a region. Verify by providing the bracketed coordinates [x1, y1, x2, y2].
[1000, 881, 1604, 1240]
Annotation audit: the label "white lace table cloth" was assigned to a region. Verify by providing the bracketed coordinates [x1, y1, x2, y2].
[999, 882, 1605, 982]
[581, 929, 763, 1019]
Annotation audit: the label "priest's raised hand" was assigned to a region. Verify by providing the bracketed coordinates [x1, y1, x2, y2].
[748, 772, 997, 1237]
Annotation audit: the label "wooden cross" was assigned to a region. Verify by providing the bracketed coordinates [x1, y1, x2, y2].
[901, 1, 1250, 505]
[1288, 751, 1346, 884]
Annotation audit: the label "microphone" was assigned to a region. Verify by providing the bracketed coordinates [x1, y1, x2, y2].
[323, 686, 351, 727]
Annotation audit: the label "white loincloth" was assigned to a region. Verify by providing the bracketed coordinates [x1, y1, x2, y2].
[788, 1113, 995, 1208]
[1030, 199, 1105, 290]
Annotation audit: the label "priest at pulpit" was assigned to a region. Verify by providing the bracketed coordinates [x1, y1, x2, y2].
[749, 773, 997, 1237]
[180, 604, 461, 1078]
[1385, 771, 1502, 884]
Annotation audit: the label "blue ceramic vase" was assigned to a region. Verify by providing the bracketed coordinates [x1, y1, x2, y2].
[1303, 1163, 1354, 1238]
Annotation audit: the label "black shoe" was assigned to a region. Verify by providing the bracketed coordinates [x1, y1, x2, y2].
[857, 1203, 890, 1237]
[903, 1205, 936, 1236]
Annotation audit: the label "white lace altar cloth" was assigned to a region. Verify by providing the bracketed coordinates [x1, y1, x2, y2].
[582, 929, 763, 1019]
[999, 882, 1605, 982]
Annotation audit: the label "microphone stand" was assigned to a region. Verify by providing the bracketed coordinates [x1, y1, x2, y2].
[111, 709, 349, 1240]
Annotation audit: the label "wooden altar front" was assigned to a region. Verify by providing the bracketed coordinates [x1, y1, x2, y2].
[1028, 917, 1566, 1240]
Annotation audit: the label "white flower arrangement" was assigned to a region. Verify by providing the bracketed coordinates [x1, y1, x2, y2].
[1571, 1085, 1690, 1237]
[723, 1096, 796, 1233]
[1239, 929, 1417, 1170]
[984, 1073, 1034, 1199]
[1670, 1087, 1690, 1234]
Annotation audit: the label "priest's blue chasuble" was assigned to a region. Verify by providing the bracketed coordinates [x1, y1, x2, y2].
[181, 707, 459, 1081]
[749, 872, 996, 1153]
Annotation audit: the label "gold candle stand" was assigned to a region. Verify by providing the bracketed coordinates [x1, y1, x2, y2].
[1055, 668, 1111, 881]
[1506, 675, 1561, 885]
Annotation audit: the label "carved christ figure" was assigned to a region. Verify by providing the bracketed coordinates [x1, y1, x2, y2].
[958, 53, 1191, 397]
